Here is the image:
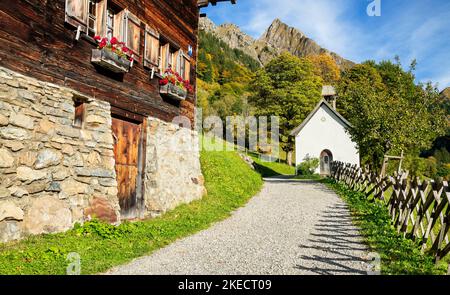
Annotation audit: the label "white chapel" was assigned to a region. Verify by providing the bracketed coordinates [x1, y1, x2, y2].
[290, 86, 360, 175]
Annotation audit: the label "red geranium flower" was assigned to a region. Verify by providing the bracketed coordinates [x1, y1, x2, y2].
[159, 78, 169, 86]
[110, 37, 118, 45]
[94, 35, 101, 41]
[99, 39, 107, 49]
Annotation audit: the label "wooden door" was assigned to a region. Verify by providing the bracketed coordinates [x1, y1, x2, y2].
[320, 150, 333, 176]
[111, 116, 143, 218]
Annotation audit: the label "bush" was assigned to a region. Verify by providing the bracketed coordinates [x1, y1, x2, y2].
[403, 155, 428, 178]
[402, 155, 443, 179]
[297, 156, 319, 175]
[437, 163, 450, 180]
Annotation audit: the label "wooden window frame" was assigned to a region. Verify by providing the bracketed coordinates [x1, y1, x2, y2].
[87, 0, 97, 37]
[106, 6, 115, 39]
[179, 51, 191, 82]
[66, 0, 110, 40]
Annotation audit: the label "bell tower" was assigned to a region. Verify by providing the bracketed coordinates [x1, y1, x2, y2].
[322, 85, 337, 110]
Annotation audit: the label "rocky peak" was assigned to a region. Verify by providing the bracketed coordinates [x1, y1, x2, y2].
[441, 87, 450, 99]
[199, 17, 354, 69]
[216, 23, 256, 49]
[199, 17, 217, 33]
[260, 19, 306, 47]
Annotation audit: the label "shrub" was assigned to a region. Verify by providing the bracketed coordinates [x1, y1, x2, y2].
[403, 155, 428, 178]
[297, 156, 319, 175]
[402, 155, 442, 179]
[437, 163, 450, 180]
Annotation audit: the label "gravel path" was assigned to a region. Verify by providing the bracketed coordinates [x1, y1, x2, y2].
[106, 178, 369, 275]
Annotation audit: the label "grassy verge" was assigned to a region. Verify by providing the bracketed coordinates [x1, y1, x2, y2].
[0, 150, 263, 274]
[248, 153, 295, 177]
[325, 179, 447, 275]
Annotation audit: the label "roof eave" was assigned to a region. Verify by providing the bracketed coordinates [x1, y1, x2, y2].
[198, 0, 237, 8]
[290, 99, 352, 137]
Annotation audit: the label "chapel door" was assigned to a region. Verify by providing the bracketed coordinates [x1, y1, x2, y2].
[320, 150, 333, 176]
[111, 115, 144, 219]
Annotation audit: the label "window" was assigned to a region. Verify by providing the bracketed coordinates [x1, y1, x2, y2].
[180, 51, 191, 82]
[73, 100, 86, 128]
[107, 3, 125, 42]
[65, 0, 141, 57]
[66, 0, 106, 37]
[106, 8, 114, 39]
[87, 0, 97, 37]
[159, 41, 191, 80]
[144, 25, 160, 68]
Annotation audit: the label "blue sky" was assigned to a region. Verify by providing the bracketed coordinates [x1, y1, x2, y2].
[202, 0, 450, 90]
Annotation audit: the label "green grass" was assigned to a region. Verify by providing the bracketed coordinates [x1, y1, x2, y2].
[325, 179, 448, 275]
[248, 153, 296, 177]
[0, 150, 263, 274]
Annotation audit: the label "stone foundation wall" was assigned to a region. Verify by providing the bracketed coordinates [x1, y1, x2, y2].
[0, 66, 207, 243]
[0, 67, 119, 242]
[144, 118, 206, 217]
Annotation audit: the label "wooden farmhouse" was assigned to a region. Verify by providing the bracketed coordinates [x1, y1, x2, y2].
[290, 86, 360, 176]
[0, 0, 235, 242]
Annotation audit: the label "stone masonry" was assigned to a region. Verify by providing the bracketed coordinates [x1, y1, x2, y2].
[0, 66, 207, 243]
[0, 66, 119, 242]
[144, 118, 206, 217]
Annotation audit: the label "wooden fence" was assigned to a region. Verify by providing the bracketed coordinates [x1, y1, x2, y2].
[330, 161, 450, 263]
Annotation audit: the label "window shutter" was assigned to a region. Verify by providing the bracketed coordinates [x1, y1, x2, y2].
[172, 50, 179, 73]
[125, 11, 141, 55]
[144, 25, 160, 68]
[179, 52, 185, 80]
[184, 58, 191, 82]
[65, 0, 88, 29]
[95, 0, 107, 37]
[113, 10, 126, 42]
[160, 43, 170, 73]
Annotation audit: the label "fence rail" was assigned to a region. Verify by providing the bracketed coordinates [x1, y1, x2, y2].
[330, 161, 450, 263]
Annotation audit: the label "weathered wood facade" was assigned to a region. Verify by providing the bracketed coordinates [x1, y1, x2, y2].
[0, 0, 239, 242]
[0, 0, 199, 124]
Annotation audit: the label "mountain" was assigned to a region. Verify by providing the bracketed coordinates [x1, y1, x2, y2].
[442, 87, 450, 100]
[199, 18, 355, 69]
[196, 30, 260, 119]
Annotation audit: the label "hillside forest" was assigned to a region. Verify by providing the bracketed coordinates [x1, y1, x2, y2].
[196, 31, 450, 180]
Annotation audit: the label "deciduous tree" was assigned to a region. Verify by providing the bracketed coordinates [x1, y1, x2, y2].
[337, 60, 446, 170]
[250, 53, 322, 165]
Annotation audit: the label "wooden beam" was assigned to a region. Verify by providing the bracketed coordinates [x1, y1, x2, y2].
[198, 0, 236, 9]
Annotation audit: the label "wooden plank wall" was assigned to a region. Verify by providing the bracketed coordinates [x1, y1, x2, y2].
[0, 0, 199, 124]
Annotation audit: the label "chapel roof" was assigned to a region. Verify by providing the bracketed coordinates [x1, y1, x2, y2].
[290, 99, 352, 137]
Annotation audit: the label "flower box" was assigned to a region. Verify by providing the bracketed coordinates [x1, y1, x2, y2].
[91, 48, 131, 73]
[160, 83, 188, 101]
